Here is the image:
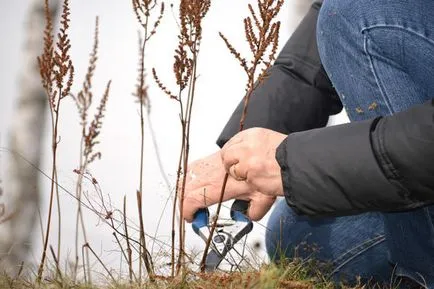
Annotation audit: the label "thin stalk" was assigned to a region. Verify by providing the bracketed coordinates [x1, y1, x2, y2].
[84, 243, 118, 286]
[177, 50, 199, 274]
[200, 173, 229, 272]
[74, 160, 91, 283]
[123, 196, 135, 284]
[171, 89, 185, 277]
[82, 244, 88, 284]
[54, 168, 61, 265]
[113, 232, 136, 284]
[136, 11, 155, 281]
[37, 94, 62, 282]
[200, 83, 255, 272]
[136, 190, 154, 280]
[49, 245, 63, 282]
[74, 132, 85, 278]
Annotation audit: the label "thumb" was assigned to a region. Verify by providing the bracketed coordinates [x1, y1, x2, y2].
[246, 194, 276, 221]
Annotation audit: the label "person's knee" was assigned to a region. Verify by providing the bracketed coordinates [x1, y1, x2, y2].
[316, 0, 356, 66]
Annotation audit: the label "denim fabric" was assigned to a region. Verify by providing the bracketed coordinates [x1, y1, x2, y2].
[266, 199, 392, 284]
[266, 0, 434, 287]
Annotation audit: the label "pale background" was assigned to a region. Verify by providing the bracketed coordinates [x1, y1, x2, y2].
[0, 0, 348, 276]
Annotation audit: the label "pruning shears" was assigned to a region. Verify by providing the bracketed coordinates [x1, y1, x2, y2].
[192, 200, 253, 272]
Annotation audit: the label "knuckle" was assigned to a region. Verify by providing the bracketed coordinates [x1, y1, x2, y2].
[247, 156, 264, 174]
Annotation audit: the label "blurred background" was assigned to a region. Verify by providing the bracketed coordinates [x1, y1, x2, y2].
[0, 0, 348, 278]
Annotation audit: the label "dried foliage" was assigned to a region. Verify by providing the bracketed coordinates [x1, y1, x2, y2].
[72, 17, 111, 166]
[83, 80, 111, 164]
[133, 0, 165, 41]
[152, 0, 211, 277]
[220, 0, 282, 93]
[131, 0, 165, 282]
[36, 0, 75, 282]
[201, 0, 283, 272]
[70, 17, 111, 281]
[38, 0, 74, 111]
[154, 0, 211, 97]
[133, 33, 150, 109]
[72, 18, 99, 128]
[132, 0, 165, 108]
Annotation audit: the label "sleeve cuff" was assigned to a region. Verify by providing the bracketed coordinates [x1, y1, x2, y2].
[275, 118, 415, 216]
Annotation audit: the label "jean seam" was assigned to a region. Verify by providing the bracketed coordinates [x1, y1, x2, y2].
[362, 29, 407, 182]
[329, 234, 386, 276]
[361, 25, 434, 47]
[361, 25, 434, 113]
[362, 33, 395, 114]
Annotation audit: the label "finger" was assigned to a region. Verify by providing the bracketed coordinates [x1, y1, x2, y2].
[229, 163, 247, 181]
[182, 187, 212, 223]
[183, 177, 254, 222]
[221, 143, 249, 174]
[183, 185, 237, 223]
[246, 194, 276, 221]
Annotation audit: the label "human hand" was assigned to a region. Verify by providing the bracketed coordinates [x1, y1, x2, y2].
[182, 151, 276, 222]
[221, 127, 287, 197]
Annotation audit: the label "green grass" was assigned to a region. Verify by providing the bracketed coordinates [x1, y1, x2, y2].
[1, 257, 386, 289]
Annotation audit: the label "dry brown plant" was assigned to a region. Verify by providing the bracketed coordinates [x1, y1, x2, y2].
[70, 16, 111, 283]
[152, 0, 211, 276]
[36, 0, 74, 282]
[200, 0, 283, 272]
[131, 0, 165, 282]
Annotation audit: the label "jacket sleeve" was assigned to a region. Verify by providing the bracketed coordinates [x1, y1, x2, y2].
[216, 1, 342, 148]
[276, 99, 434, 216]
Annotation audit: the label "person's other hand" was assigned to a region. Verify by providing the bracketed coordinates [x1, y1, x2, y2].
[221, 127, 287, 197]
[182, 151, 276, 222]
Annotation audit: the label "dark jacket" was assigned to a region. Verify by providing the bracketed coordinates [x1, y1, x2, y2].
[216, 1, 434, 216]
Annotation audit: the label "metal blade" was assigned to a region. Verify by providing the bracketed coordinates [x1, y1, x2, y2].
[205, 249, 224, 272]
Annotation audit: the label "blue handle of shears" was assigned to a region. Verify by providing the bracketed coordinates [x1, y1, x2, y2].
[192, 208, 209, 234]
[230, 210, 250, 223]
[192, 200, 251, 233]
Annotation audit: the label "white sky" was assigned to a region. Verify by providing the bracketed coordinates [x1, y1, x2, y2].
[0, 0, 348, 277]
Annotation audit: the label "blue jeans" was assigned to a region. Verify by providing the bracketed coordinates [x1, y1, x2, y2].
[266, 0, 434, 287]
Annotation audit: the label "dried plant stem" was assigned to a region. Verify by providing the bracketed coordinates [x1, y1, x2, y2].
[49, 245, 63, 282]
[71, 17, 109, 284]
[123, 197, 135, 284]
[135, 37, 154, 279]
[84, 243, 118, 286]
[82, 243, 88, 284]
[171, 102, 185, 276]
[37, 97, 62, 282]
[74, 153, 91, 282]
[132, 0, 164, 280]
[152, 0, 210, 275]
[113, 232, 137, 284]
[37, 0, 74, 281]
[177, 51, 199, 274]
[199, 0, 282, 272]
[200, 87, 255, 271]
[136, 190, 154, 281]
[137, 39, 148, 281]
[54, 169, 62, 265]
[199, 173, 229, 271]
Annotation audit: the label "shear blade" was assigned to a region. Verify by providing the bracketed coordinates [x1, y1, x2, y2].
[205, 249, 224, 272]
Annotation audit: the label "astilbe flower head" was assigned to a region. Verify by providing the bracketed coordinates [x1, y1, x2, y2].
[37, 0, 74, 112]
